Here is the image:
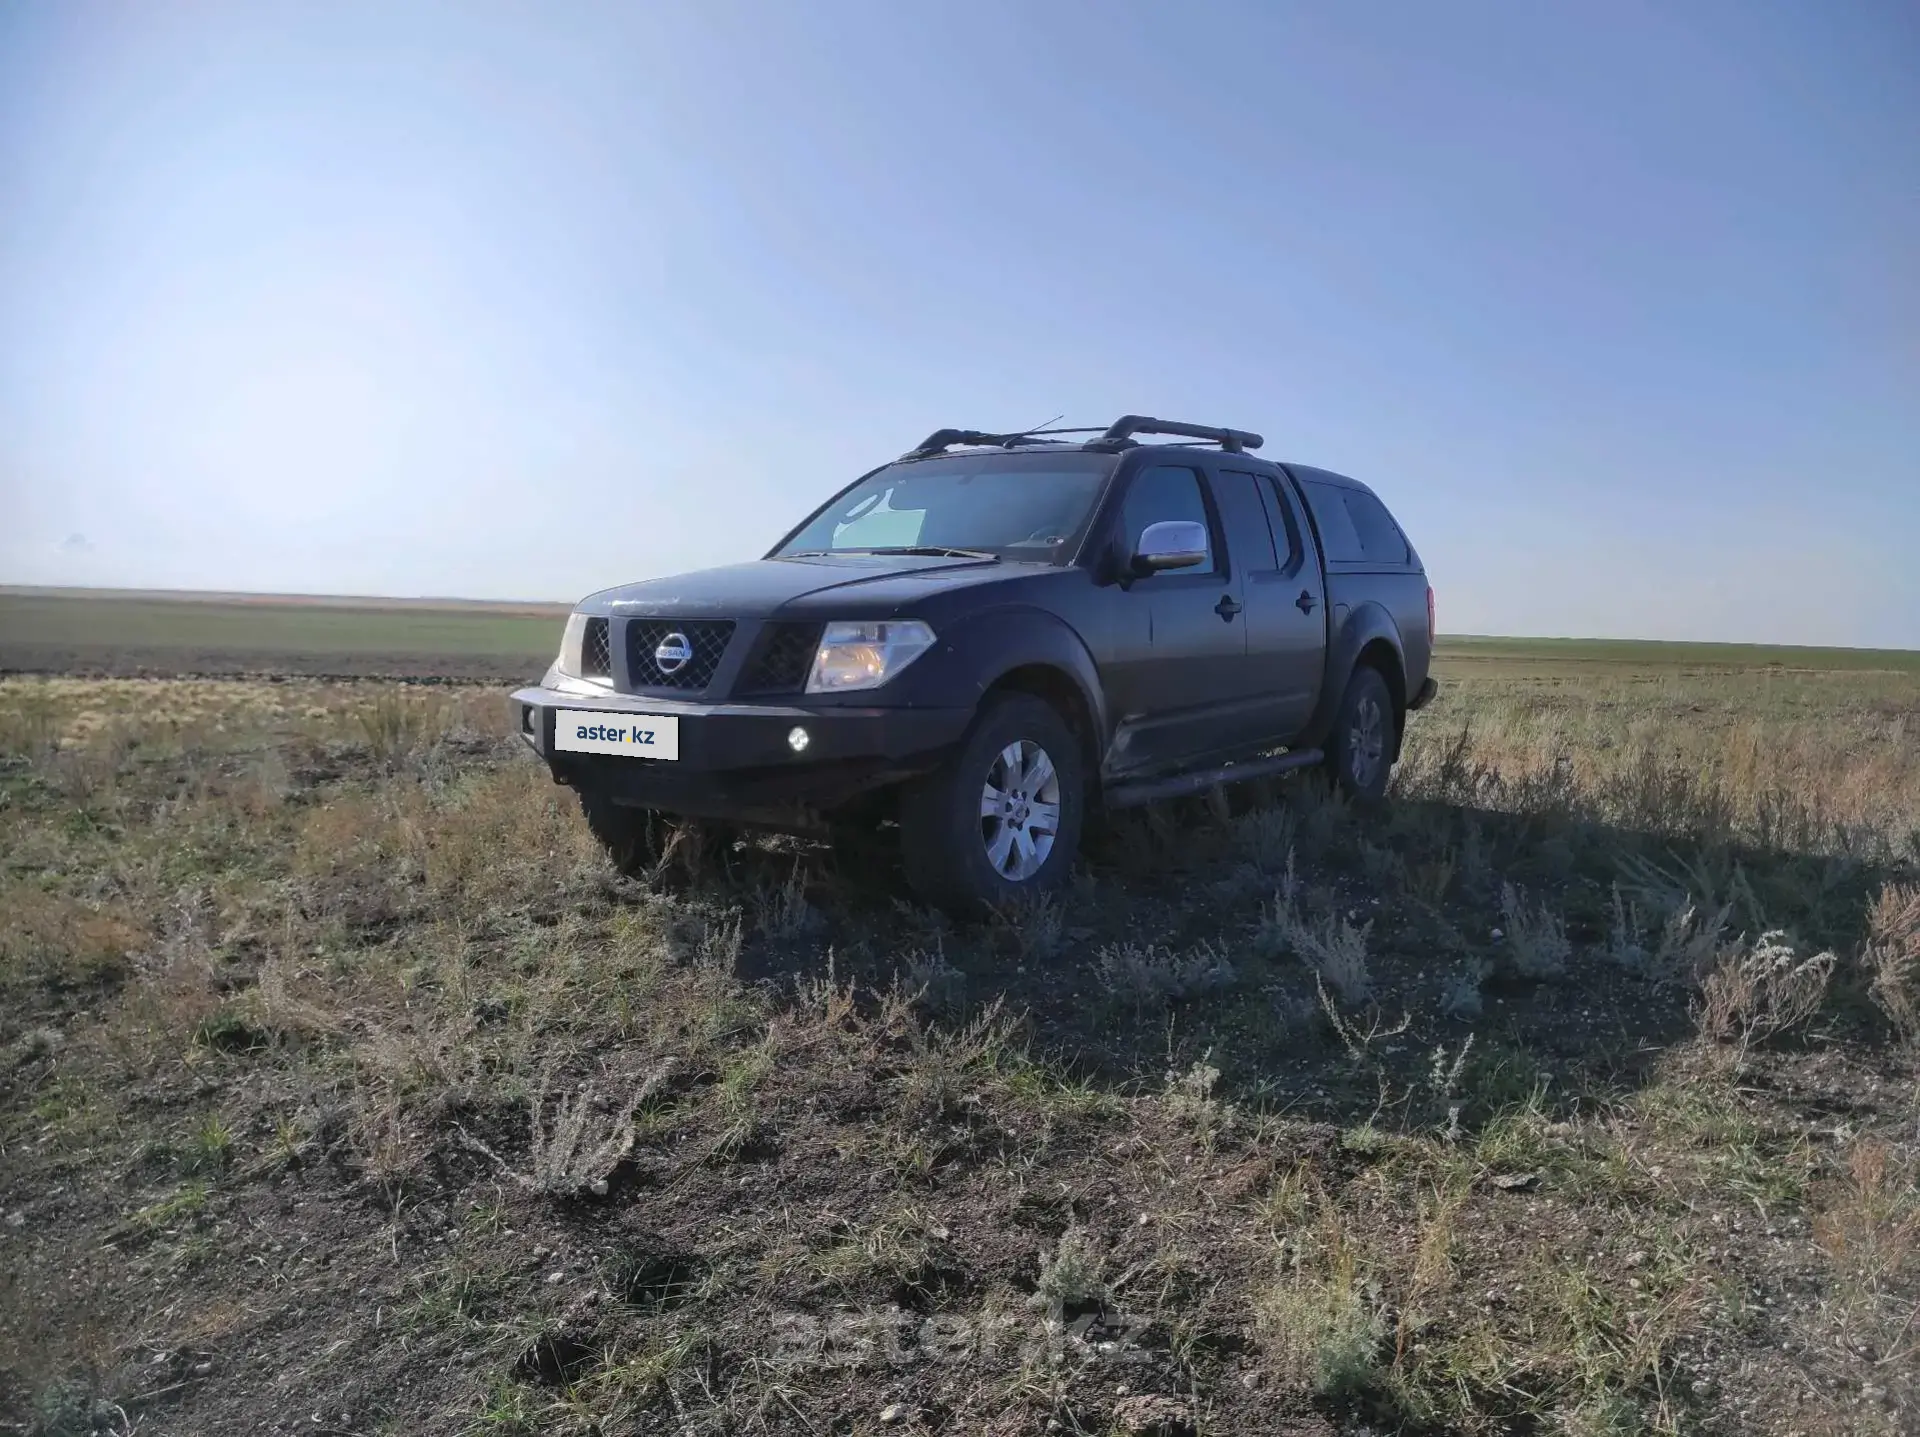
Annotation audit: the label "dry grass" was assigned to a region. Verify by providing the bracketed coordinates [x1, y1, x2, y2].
[1814, 1139, 1920, 1298]
[2, 655, 1918, 1435]
[1864, 881, 1920, 1041]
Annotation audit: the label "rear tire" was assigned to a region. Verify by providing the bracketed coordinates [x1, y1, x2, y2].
[898, 693, 1086, 914]
[1327, 665, 1395, 805]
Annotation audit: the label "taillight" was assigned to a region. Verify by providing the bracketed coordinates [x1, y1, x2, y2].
[1426, 585, 1436, 646]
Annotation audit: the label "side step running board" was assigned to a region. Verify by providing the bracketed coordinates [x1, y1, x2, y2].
[1103, 748, 1325, 811]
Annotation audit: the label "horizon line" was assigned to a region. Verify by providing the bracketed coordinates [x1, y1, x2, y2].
[3, 584, 1915, 656]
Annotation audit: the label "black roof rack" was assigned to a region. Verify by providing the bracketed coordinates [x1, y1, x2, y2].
[902, 427, 1079, 459]
[903, 415, 1262, 460]
[1087, 415, 1263, 453]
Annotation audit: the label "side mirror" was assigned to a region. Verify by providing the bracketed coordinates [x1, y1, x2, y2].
[1131, 520, 1208, 575]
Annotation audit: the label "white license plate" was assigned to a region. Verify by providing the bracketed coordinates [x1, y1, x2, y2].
[554, 710, 680, 760]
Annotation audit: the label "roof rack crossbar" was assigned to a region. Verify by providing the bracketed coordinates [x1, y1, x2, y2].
[902, 426, 1104, 459]
[902, 417, 1263, 460]
[1094, 415, 1264, 453]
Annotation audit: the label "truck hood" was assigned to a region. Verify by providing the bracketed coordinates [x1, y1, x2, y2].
[579, 554, 1027, 620]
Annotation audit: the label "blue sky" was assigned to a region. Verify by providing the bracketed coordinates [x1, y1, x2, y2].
[1, 1, 1915, 645]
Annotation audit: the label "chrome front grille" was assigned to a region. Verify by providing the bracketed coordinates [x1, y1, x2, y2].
[624, 619, 734, 691]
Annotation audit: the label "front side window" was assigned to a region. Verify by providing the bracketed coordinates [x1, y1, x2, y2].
[1118, 464, 1217, 574]
[775, 452, 1116, 562]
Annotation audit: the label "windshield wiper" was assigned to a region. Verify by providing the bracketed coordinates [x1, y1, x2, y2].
[845, 546, 999, 560]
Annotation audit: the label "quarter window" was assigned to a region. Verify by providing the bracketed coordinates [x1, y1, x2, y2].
[1342, 490, 1412, 564]
[1303, 480, 1366, 562]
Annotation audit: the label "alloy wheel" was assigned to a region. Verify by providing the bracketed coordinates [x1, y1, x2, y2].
[979, 739, 1061, 881]
[1349, 694, 1386, 788]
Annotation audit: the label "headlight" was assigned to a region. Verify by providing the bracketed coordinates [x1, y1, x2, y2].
[805, 620, 935, 694]
[554, 612, 591, 678]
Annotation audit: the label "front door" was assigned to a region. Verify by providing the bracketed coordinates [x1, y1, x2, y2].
[1099, 461, 1269, 776]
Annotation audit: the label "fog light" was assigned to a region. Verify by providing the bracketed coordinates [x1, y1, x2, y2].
[787, 726, 811, 753]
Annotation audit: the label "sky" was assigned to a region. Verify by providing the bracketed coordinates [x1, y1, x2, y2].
[1, 1, 1915, 646]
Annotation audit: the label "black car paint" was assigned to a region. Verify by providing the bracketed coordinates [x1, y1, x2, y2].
[514, 443, 1433, 818]
[579, 552, 1017, 622]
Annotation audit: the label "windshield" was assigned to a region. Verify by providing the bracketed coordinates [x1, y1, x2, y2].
[773, 451, 1116, 563]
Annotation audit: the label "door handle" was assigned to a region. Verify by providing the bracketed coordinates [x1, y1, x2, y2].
[1295, 589, 1318, 614]
[1215, 594, 1242, 621]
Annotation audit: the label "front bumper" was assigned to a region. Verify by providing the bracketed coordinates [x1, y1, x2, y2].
[510, 685, 972, 824]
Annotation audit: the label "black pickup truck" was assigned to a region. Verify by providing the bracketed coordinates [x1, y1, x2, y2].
[511, 415, 1437, 910]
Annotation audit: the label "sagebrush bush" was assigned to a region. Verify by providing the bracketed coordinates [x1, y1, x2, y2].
[1438, 959, 1490, 1019]
[1232, 806, 1299, 869]
[1695, 931, 1836, 1046]
[1096, 940, 1237, 1010]
[1604, 882, 1733, 987]
[1498, 883, 1570, 979]
[1032, 1224, 1108, 1315]
[901, 947, 966, 1019]
[1260, 891, 1373, 1004]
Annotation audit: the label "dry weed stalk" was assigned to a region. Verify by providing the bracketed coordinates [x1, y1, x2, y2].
[459, 1059, 674, 1197]
[1314, 973, 1410, 1063]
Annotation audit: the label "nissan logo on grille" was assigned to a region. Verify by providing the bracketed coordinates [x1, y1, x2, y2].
[653, 632, 694, 675]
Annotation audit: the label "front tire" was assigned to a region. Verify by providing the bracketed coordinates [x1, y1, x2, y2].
[1327, 665, 1395, 805]
[899, 693, 1086, 913]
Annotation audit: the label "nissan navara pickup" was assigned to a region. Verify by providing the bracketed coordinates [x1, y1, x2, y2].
[512, 415, 1439, 911]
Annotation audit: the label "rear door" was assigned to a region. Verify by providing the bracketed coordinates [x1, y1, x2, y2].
[1262, 472, 1329, 732]
[1097, 461, 1267, 775]
[1214, 464, 1326, 740]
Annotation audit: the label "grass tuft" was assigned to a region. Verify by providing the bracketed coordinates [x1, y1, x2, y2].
[1863, 881, 1920, 1041]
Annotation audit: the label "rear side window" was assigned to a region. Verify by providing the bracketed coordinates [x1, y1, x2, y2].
[1211, 470, 1279, 571]
[1342, 490, 1412, 564]
[1257, 477, 1306, 573]
[1302, 480, 1366, 562]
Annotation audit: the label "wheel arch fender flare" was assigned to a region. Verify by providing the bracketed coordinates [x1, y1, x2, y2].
[904, 606, 1109, 775]
[1302, 600, 1409, 756]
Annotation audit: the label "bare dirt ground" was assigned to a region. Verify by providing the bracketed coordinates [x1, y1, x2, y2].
[1, 660, 1917, 1436]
